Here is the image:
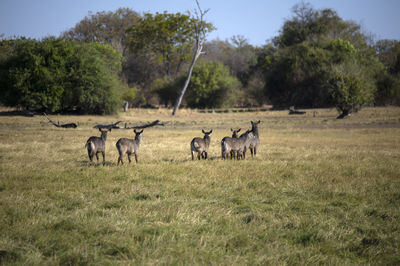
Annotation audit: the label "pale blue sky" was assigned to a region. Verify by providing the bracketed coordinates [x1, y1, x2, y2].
[1, 0, 399, 46]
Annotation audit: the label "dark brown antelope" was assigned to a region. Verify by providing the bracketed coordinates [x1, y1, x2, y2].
[85, 128, 111, 165]
[221, 130, 251, 160]
[248, 120, 260, 157]
[116, 129, 144, 165]
[221, 128, 241, 159]
[190, 129, 212, 160]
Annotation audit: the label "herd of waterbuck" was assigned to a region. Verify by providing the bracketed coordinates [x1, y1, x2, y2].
[85, 120, 260, 165]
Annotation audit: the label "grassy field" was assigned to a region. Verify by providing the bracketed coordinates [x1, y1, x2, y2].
[1, 107, 400, 265]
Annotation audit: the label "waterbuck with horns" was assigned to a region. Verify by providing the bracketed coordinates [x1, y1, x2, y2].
[85, 128, 111, 165]
[190, 129, 212, 160]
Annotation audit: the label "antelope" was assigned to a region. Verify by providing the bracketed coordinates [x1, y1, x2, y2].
[116, 129, 144, 165]
[221, 128, 241, 159]
[248, 120, 260, 157]
[221, 130, 252, 160]
[190, 129, 212, 160]
[85, 128, 111, 165]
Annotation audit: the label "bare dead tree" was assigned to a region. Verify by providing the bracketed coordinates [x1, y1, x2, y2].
[44, 113, 78, 128]
[172, 0, 210, 116]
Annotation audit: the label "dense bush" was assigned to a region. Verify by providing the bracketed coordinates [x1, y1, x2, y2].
[186, 61, 240, 108]
[0, 38, 122, 114]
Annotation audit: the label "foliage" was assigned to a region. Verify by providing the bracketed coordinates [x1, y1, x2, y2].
[63, 8, 140, 56]
[185, 61, 240, 108]
[203, 36, 258, 86]
[61, 42, 122, 114]
[154, 76, 181, 107]
[327, 64, 369, 116]
[374, 40, 400, 105]
[1, 3, 400, 110]
[0, 38, 122, 114]
[259, 3, 382, 113]
[128, 12, 214, 78]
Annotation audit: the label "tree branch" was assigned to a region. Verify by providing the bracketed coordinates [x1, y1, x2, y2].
[122, 120, 166, 129]
[44, 113, 78, 128]
[93, 121, 122, 129]
[172, 0, 210, 115]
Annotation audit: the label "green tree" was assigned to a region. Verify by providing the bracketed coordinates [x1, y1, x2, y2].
[63, 8, 140, 56]
[375, 40, 400, 105]
[128, 11, 214, 78]
[185, 61, 239, 108]
[0, 38, 67, 111]
[0, 38, 123, 114]
[61, 42, 122, 114]
[327, 61, 375, 118]
[259, 2, 382, 114]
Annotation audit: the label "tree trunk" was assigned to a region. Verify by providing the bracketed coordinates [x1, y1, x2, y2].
[172, 47, 202, 116]
[172, 0, 209, 116]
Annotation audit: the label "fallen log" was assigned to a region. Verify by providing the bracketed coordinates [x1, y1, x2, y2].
[289, 106, 306, 115]
[44, 113, 78, 128]
[122, 120, 166, 129]
[93, 121, 122, 129]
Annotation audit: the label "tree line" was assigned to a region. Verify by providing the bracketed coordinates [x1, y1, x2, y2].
[1, 3, 399, 116]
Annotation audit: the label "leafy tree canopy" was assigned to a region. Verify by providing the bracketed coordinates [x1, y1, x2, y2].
[128, 11, 214, 77]
[0, 38, 123, 114]
[186, 61, 239, 108]
[259, 2, 383, 115]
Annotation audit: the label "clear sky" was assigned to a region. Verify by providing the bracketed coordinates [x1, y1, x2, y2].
[1, 0, 399, 46]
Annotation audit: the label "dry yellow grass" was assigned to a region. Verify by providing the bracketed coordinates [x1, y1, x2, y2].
[0, 107, 400, 264]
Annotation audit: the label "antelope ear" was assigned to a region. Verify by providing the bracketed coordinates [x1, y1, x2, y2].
[139, 129, 144, 134]
[202, 129, 205, 134]
[134, 129, 137, 133]
[238, 128, 241, 132]
[98, 128, 102, 132]
[209, 130, 213, 134]
[231, 128, 233, 132]
[257, 120, 261, 124]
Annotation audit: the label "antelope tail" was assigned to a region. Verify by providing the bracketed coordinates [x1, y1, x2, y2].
[85, 141, 95, 151]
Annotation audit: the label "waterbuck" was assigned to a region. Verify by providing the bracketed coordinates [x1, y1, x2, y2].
[221, 130, 251, 160]
[221, 128, 241, 159]
[85, 128, 111, 165]
[116, 129, 144, 165]
[190, 129, 212, 160]
[248, 120, 260, 157]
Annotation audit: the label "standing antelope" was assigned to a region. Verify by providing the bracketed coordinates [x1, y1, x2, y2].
[221, 128, 241, 159]
[248, 120, 260, 157]
[221, 129, 251, 160]
[85, 128, 111, 165]
[191, 129, 212, 160]
[116, 129, 144, 165]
